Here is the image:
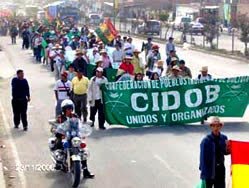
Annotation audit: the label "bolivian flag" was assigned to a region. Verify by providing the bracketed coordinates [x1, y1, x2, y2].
[95, 19, 118, 44]
[231, 140, 249, 188]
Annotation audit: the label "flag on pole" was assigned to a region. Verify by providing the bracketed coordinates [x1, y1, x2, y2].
[231, 140, 249, 188]
[95, 18, 118, 44]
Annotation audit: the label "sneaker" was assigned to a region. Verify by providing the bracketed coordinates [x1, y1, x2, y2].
[14, 125, 19, 129]
[83, 118, 87, 123]
[90, 121, 94, 127]
[23, 127, 28, 131]
[83, 169, 95, 179]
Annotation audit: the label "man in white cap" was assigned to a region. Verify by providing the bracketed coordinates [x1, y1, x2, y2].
[197, 66, 212, 81]
[199, 116, 230, 188]
[88, 67, 108, 130]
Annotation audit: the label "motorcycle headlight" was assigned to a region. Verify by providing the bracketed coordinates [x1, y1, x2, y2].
[71, 137, 81, 147]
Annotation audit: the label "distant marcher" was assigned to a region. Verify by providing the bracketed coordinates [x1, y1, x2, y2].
[34, 33, 43, 62]
[22, 28, 30, 49]
[88, 67, 108, 130]
[10, 25, 18, 44]
[152, 60, 164, 77]
[131, 49, 144, 74]
[11, 70, 30, 131]
[119, 56, 134, 76]
[198, 66, 212, 81]
[141, 37, 153, 57]
[199, 116, 230, 188]
[72, 49, 88, 76]
[100, 49, 112, 69]
[166, 57, 178, 76]
[166, 37, 175, 57]
[72, 70, 89, 122]
[168, 65, 182, 79]
[112, 44, 123, 67]
[54, 72, 72, 116]
[150, 72, 160, 80]
[67, 64, 77, 81]
[166, 50, 179, 66]
[134, 73, 144, 81]
[179, 60, 192, 78]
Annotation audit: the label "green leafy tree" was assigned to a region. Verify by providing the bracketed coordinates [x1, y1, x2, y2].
[237, 14, 249, 56]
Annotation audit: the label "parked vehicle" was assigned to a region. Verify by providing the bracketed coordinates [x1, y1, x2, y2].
[189, 22, 204, 35]
[174, 16, 192, 31]
[88, 13, 102, 26]
[137, 20, 161, 35]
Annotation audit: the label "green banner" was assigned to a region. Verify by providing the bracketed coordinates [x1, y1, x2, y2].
[101, 76, 249, 127]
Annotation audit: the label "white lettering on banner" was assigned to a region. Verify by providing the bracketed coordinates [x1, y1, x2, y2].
[126, 114, 158, 124]
[161, 91, 180, 110]
[152, 93, 159, 111]
[131, 93, 148, 112]
[129, 85, 232, 112]
[171, 105, 225, 122]
[185, 89, 202, 108]
[161, 114, 167, 122]
[205, 85, 220, 104]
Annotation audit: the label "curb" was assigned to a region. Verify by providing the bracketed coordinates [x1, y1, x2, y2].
[0, 157, 6, 188]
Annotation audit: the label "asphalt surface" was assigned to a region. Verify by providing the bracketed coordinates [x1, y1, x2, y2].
[0, 36, 248, 188]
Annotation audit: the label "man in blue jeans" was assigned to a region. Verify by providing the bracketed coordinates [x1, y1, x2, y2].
[199, 117, 231, 188]
[11, 70, 30, 131]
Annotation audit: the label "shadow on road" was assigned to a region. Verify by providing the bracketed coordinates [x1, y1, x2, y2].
[90, 122, 249, 139]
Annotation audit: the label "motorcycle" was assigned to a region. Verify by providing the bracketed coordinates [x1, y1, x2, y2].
[48, 118, 92, 188]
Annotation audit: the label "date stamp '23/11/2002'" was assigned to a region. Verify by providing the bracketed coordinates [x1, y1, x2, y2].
[15, 164, 55, 172]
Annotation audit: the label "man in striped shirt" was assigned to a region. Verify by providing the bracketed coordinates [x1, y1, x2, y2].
[54, 72, 72, 117]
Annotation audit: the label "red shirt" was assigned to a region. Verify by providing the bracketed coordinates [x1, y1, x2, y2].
[119, 62, 134, 75]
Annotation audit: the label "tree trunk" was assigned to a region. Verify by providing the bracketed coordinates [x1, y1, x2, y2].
[245, 42, 248, 56]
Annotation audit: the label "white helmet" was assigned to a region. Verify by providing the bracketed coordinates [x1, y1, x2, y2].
[61, 99, 75, 113]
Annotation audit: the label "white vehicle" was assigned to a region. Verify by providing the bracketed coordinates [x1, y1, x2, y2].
[174, 16, 192, 31]
[88, 13, 102, 25]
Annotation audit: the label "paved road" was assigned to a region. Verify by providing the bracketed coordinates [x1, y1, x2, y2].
[117, 21, 245, 53]
[0, 36, 248, 188]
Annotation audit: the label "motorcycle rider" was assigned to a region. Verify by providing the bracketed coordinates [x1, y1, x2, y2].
[54, 99, 95, 179]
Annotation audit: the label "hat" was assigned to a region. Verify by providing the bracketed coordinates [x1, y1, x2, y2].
[200, 66, 208, 72]
[75, 49, 83, 55]
[61, 71, 68, 77]
[100, 49, 107, 54]
[171, 57, 178, 62]
[95, 58, 103, 64]
[210, 116, 224, 126]
[124, 56, 132, 60]
[93, 48, 98, 52]
[96, 67, 104, 72]
[172, 65, 181, 71]
[157, 60, 164, 67]
[179, 60, 185, 64]
[152, 44, 160, 50]
[54, 44, 62, 49]
[133, 49, 141, 53]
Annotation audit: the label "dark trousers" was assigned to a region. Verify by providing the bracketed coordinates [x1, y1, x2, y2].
[73, 94, 88, 121]
[11, 36, 16, 44]
[35, 45, 42, 62]
[22, 38, 29, 49]
[12, 99, 28, 128]
[90, 99, 105, 128]
[50, 59, 55, 72]
[206, 165, 225, 188]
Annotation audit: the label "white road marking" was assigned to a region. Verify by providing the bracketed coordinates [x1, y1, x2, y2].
[130, 160, 137, 163]
[153, 154, 191, 186]
[0, 102, 27, 188]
